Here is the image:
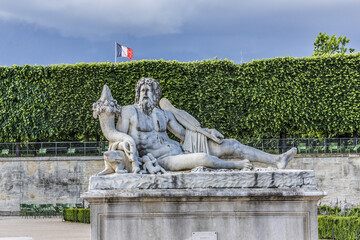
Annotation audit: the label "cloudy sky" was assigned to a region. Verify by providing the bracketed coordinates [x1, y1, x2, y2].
[0, 0, 359, 66]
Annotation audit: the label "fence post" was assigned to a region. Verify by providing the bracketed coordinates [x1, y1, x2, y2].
[99, 141, 101, 156]
[324, 139, 326, 153]
[339, 138, 341, 153]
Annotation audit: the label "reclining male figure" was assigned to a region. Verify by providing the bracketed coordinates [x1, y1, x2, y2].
[116, 77, 297, 171]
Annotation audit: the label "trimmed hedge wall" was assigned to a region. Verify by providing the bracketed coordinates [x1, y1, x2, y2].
[63, 208, 90, 223]
[1, 54, 360, 142]
[318, 215, 360, 239]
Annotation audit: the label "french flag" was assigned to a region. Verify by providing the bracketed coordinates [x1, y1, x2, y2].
[116, 43, 133, 60]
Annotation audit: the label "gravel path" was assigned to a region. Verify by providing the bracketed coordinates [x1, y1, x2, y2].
[0, 217, 90, 240]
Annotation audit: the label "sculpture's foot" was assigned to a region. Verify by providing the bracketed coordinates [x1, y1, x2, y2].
[96, 168, 115, 176]
[276, 147, 297, 169]
[132, 166, 141, 174]
[234, 159, 252, 170]
[115, 169, 128, 174]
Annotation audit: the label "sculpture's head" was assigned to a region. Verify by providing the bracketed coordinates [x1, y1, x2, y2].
[135, 77, 162, 115]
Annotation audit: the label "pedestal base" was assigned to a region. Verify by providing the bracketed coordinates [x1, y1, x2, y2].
[82, 171, 325, 240]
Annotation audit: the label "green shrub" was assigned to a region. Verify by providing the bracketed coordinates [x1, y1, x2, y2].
[63, 208, 75, 221]
[318, 215, 360, 239]
[63, 208, 90, 224]
[77, 208, 91, 223]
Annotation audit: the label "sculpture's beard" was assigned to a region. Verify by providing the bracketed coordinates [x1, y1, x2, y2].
[139, 98, 155, 116]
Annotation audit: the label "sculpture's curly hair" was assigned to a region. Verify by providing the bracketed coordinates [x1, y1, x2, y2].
[135, 77, 162, 106]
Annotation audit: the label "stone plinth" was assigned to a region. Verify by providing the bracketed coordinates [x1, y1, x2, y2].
[82, 170, 326, 240]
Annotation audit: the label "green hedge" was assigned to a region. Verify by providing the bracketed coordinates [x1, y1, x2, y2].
[1, 54, 360, 142]
[318, 206, 360, 217]
[318, 215, 360, 239]
[63, 208, 90, 223]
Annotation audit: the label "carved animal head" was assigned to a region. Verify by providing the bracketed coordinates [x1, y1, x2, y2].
[104, 150, 124, 164]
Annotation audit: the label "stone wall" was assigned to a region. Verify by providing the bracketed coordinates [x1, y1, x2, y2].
[0, 154, 359, 215]
[287, 154, 360, 204]
[0, 156, 103, 215]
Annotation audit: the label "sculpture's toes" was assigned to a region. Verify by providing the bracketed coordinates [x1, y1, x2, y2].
[243, 160, 252, 169]
[236, 159, 252, 170]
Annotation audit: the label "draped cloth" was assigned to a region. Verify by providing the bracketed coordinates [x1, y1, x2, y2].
[182, 129, 210, 154]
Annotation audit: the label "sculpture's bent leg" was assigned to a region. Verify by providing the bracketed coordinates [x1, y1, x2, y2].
[158, 153, 251, 171]
[208, 139, 297, 169]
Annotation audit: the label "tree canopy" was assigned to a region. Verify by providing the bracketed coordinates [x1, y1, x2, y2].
[313, 32, 355, 56]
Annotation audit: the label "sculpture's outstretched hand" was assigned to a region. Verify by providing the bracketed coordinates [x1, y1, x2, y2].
[205, 128, 224, 144]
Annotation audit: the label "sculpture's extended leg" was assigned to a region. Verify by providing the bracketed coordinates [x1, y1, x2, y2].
[158, 153, 251, 171]
[207, 139, 296, 169]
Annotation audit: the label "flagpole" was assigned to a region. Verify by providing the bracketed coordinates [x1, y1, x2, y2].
[114, 42, 117, 63]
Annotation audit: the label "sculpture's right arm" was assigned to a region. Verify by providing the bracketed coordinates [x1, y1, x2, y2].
[116, 106, 135, 134]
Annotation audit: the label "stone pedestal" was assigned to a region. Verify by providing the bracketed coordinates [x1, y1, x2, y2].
[82, 170, 326, 240]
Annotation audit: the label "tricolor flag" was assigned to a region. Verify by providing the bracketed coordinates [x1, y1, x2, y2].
[116, 43, 133, 60]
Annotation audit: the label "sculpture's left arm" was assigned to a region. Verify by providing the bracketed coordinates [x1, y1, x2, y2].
[116, 105, 134, 134]
[165, 110, 186, 141]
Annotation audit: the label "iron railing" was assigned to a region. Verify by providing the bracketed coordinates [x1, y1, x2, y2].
[241, 138, 360, 154]
[0, 138, 359, 157]
[0, 141, 108, 157]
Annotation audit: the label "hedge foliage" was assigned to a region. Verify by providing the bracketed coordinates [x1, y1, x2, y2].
[318, 215, 360, 239]
[1, 54, 360, 142]
[63, 208, 90, 223]
[318, 205, 360, 216]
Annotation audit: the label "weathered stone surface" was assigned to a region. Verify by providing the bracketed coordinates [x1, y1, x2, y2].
[0, 156, 102, 215]
[287, 155, 360, 203]
[82, 188, 326, 200]
[3, 154, 360, 215]
[88, 169, 317, 191]
[83, 188, 325, 240]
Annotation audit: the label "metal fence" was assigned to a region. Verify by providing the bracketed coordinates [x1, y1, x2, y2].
[0, 138, 360, 157]
[241, 138, 360, 154]
[0, 141, 109, 157]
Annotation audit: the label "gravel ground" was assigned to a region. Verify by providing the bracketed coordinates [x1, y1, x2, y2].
[0, 216, 90, 240]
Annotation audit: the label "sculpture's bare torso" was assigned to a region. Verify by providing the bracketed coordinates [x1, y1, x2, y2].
[117, 105, 184, 160]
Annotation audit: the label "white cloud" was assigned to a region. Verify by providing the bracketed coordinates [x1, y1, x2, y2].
[0, 0, 359, 40]
[0, 0, 201, 39]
